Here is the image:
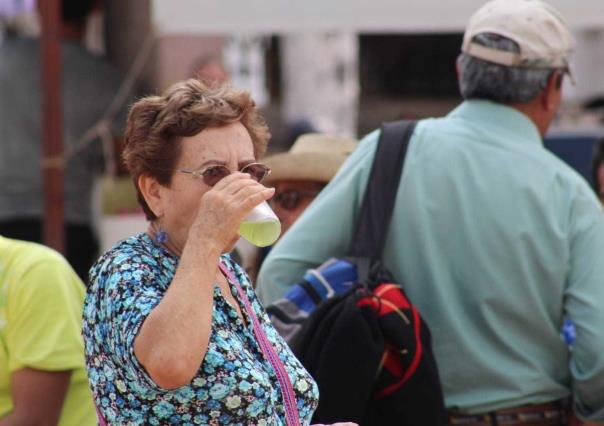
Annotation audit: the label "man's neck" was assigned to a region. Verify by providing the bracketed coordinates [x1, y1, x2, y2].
[507, 101, 549, 138]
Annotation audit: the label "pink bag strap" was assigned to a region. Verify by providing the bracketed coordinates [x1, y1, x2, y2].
[219, 262, 302, 426]
[96, 403, 108, 426]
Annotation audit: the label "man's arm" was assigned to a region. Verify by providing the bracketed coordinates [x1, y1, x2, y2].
[565, 188, 604, 423]
[0, 368, 71, 426]
[256, 130, 380, 304]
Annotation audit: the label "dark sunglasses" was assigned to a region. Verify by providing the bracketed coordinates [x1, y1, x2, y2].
[177, 162, 270, 187]
[270, 189, 321, 211]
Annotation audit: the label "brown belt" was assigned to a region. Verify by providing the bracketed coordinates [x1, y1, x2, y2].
[448, 400, 571, 426]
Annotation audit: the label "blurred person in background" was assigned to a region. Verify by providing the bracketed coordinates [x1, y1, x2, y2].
[192, 53, 229, 84]
[0, 0, 38, 42]
[82, 79, 356, 426]
[257, 0, 604, 424]
[0, 0, 129, 280]
[0, 235, 95, 425]
[265, 134, 358, 236]
[591, 138, 604, 206]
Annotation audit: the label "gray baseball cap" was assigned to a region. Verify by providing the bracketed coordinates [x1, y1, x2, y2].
[462, 0, 575, 81]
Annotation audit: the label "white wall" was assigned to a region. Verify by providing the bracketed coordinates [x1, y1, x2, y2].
[151, 0, 604, 34]
[565, 29, 604, 102]
[281, 33, 359, 138]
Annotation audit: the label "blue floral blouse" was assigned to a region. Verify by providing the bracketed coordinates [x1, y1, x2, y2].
[82, 233, 319, 425]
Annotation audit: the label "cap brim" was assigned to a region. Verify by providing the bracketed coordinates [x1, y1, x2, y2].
[263, 152, 348, 185]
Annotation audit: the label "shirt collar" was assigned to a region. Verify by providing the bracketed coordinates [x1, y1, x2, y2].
[449, 99, 544, 147]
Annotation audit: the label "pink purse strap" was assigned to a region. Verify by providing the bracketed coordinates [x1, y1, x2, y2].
[219, 262, 302, 426]
[96, 404, 108, 426]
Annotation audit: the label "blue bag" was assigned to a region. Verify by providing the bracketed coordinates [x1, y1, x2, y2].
[266, 258, 359, 342]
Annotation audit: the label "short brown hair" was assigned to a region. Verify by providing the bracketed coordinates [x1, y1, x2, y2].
[123, 79, 271, 220]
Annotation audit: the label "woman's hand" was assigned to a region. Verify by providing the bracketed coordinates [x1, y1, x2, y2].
[135, 173, 273, 390]
[188, 171, 275, 251]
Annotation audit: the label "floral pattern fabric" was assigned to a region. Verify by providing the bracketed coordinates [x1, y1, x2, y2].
[82, 233, 319, 425]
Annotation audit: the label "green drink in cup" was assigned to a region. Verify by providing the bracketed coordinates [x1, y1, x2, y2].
[238, 201, 281, 247]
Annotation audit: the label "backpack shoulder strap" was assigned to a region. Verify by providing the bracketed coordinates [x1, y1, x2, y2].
[347, 120, 417, 260]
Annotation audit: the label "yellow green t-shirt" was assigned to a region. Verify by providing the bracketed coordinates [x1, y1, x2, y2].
[0, 236, 96, 425]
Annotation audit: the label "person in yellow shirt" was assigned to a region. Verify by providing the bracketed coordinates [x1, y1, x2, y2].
[0, 236, 96, 425]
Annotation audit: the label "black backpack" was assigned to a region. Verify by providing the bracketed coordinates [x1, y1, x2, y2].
[286, 121, 447, 425]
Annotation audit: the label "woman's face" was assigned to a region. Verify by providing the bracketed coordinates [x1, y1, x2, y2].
[156, 122, 256, 253]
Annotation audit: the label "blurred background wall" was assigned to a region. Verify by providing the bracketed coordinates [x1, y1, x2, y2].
[3, 0, 603, 250]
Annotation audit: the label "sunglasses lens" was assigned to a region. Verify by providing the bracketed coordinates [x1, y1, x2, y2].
[241, 163, 269, 183]
[202, 166, 230, 186]
[199, 163, 269, 186]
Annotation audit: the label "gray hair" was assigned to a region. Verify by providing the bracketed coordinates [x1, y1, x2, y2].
[458, 33, 553, 104]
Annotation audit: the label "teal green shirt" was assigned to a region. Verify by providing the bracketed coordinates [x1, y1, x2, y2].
[257, 100, 604, 421]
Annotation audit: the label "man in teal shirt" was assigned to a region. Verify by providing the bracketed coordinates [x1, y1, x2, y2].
[257, 0, 604, 423]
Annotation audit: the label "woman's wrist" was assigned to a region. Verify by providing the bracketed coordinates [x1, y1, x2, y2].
[188, 223, 227, 254]
[178, 229, 222, 270]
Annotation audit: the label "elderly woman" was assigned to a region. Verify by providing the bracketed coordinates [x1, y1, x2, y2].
[82, 80, 334, 425]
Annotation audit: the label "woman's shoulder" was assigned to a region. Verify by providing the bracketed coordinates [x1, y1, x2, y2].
[94, 232, 154, 265]
[89, 233, 176, 288]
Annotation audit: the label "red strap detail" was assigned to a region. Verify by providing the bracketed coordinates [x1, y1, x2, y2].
[382, 345, 404, 377]
[375, 283, 412, 309]
[374, 305, 423, 398]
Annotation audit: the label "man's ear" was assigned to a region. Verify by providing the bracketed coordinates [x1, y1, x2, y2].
[138, 174, 165, 218]
[598, 163, 604, 199]
[541, 70, 563, 112]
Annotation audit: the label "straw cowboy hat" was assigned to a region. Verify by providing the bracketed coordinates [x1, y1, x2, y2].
[262, 133, 358, 185]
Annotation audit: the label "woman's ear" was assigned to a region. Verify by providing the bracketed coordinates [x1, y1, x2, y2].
[138, 174, 165, 218]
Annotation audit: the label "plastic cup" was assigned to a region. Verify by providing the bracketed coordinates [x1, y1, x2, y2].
[238, 201, 281, 247]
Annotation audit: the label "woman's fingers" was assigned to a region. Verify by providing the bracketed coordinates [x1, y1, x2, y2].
[211, 171, 253, 194]
[189, 170, 276, 249]
[198, 175, 272, 226]
[231, 183, 274, 206]
[213, 172, 274, 210]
